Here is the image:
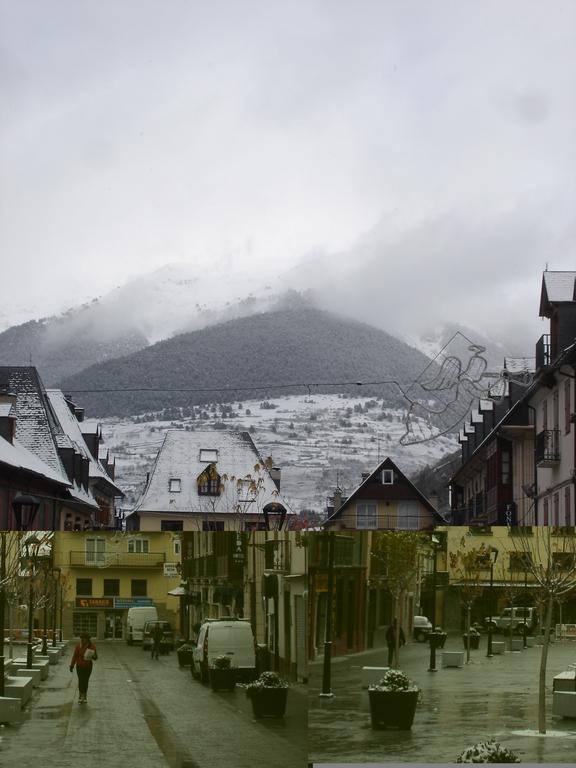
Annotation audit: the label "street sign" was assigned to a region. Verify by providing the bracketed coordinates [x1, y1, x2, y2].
[75, 598, 114, 609]
[163, 562, 180, 578]
[113, 597, 155, 609]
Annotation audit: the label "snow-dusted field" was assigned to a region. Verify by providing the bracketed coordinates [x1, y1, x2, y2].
[89, 394, 458, 515]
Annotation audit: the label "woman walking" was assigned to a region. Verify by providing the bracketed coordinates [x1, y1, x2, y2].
[70, 632, 98, 703]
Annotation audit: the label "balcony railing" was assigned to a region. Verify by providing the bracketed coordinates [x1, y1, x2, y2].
[535, 429, 560, 467]
[536, 334, 551, 369]
[70, 551, 166, 568]
[264, 540, 291, 572]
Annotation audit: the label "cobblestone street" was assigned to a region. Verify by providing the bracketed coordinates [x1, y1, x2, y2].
[0, 642, 307, 768]
[309, 636, 576, 764]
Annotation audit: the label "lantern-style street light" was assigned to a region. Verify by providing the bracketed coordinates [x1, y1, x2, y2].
[263, 503, 286, 531]
[486, 547, 499, 658]
[24, 535, 41, 668]
[12, 494, 40, 531]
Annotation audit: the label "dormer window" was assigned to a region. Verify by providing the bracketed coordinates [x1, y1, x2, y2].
[197, 463, 221, 496]
[169, 478, 181, 493]
[237, 478, 256, 502]
[381, 469, 394, 485]
[199, 449, 218, 463]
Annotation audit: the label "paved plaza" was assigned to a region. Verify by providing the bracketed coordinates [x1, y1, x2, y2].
[0, 642, 307, 768]
[309, 634, 576, 764]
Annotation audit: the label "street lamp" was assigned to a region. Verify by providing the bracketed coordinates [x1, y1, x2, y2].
[263, 503, 286, 532]
[486, 547, 499, 658]
[12, 494, 40, 531]
[0, 533, 6, 697]
[319, 531, 335, 698]
[428, 534, 440, 672]
[51, 567, 61, 648]
[24, 535, 41, 668]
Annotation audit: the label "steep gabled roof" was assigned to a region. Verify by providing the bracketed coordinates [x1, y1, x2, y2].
[133, 429, 292, 516]
[0, 434, 71, 487]
[46, 389, 123, 497]
[323, 456, 444, 525]
[539, 271, 576, 317]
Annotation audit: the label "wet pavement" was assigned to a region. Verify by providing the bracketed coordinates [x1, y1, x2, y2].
[309, 635, 576, 764]
[0, 642, 307, 768]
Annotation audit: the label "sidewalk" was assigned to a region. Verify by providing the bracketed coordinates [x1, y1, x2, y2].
[309, 636, 576, 764]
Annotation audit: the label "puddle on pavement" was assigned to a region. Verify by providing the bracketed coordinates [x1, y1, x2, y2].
[30, 703, 72, 720]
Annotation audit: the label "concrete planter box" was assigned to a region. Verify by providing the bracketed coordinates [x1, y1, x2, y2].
[553, 691, 576, 718]
[4, 676, 33, 706]
[0, 696, 24, 723]
[510, 638, 524, 652]
[36, 650, 60, 665]
[13, 667, 42, 686]
[14, 658, 49, 679]
[491, 642, 506, 655]
[361, 666, 390, 689]
[526, 636, 536, 647]
[442, 651, 465, 668]
[553, 671, 576, 692]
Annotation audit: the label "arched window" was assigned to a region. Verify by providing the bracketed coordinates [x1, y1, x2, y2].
[197, 463, 221, 496]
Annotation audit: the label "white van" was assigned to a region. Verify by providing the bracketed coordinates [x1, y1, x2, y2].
[126, 606, 158, 644]
[192, 619, 256, 683]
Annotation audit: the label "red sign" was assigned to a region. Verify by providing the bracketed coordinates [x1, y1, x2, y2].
[75, 598, 114, 609]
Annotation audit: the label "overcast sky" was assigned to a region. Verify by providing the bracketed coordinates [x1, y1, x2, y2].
[1, 0, 575, 345]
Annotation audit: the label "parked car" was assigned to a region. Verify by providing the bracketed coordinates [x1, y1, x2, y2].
[142, 620, 175, 652]
[413, 615, 433, 642]
[126, 606, 158, 645]
[484, 607, 537, 634]
[191, 618, 256, 684]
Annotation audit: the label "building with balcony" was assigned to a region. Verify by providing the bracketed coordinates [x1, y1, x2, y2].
[52, 532, 182, 640]
[182, 531, 307, 681]
[449, 270, 576, 527]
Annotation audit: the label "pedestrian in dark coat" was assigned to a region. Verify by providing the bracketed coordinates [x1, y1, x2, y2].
[150, 623, 164, 660]
[70, 632, 98, 703]
[386, 619, 406, 667]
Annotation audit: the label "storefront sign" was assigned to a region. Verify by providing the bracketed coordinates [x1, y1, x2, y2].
[113, 597, 155, 609]
[75, 598, 114, 609]
[163, 562, 180, 578]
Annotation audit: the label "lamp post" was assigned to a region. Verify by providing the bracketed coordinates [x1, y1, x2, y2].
[319, 531, 335, 698]
[523, 567, 528, 649]
[12, 494, 40, 531]
[24, 535, 41, 669]
[428, 534, 440, 672]
[0, 533, 6, 697]
[41, 563, 48, 655]
[486, 547, 499, 658]
[51, 568, 61, 648]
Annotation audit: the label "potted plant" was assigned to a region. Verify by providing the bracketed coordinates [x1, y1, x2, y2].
[462, 626, 481, 651]
[368, 669, 420, 730]
[456, 739, 520, 763]
[176, 642, 194, 667]
[209, 655, 236, 691]
[245, 671, 289, 718]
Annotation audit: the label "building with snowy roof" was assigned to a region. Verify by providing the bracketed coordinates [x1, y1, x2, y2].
[127, 429, 292, 531]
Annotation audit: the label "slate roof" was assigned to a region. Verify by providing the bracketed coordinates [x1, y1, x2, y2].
[540, 271, 576, 316]
[133, 429, 292, 515]
[0, 434, 71, 487]
[46, 390, 123, 497]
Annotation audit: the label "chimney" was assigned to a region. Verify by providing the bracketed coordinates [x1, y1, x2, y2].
[270, 466, 281, 491]
[332, 488, 343, 512]
[0, 392, 17, 444]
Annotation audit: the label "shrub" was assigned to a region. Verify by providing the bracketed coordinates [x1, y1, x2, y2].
[456, 740, 520, 763]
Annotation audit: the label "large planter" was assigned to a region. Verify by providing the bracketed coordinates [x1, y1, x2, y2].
[368, 689, 419, 730]
[177, 649, 194, 667]
[248, 687, 288, 718]
[462, 634, 480, 650]
[428, 631, 448, 650]
[209, 668, 236, 692]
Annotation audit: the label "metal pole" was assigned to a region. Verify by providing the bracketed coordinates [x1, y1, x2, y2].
[319, 532, 335, 698]
[523, 569, 528, 649]
[487, 561, 494, 658]
[51, 570, 58, 648]
[26, 566, 34, 668]
[41, 566, 48, 655]
[0, 533, 6, 697]
[428, 545, 438, 672]
[59, 581, 64, 642]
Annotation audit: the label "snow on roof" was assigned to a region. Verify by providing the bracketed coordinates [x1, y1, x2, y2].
[540, 271, 576, 315]
[67, 480, 100, 509]
[134, 429, 291, 515]
[0, 367, 69, 480]
[0, 435, 71, 487]
[46, 389, 123, 496]
[0, 403, 15, 418]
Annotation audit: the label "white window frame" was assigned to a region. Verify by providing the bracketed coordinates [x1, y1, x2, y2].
[199, 449, 219, 463]
[237, 478, 256, 502]
[381, 469, 394, 485]
[169, 478, 181, 493]
[85, 537, 106, 565]
[128, 538, 150, 554]
[356, 503, 377, 529]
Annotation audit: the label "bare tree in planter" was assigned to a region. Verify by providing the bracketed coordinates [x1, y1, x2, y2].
[510, 527, 576, 734]
[449, 538, 487, 663]
[371, 531, 427, 668]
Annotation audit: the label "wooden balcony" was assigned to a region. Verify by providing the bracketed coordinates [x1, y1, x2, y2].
[535, 429, 561, 467]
